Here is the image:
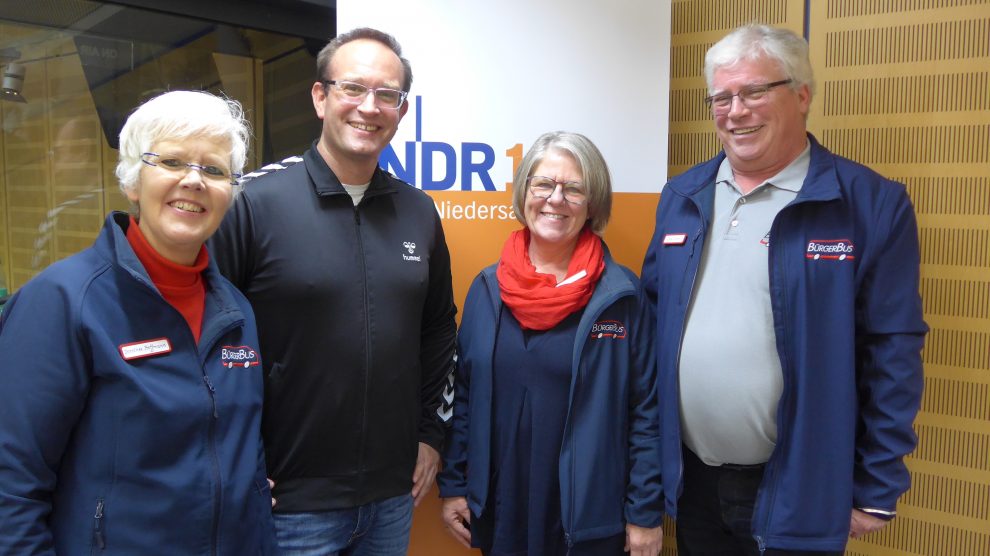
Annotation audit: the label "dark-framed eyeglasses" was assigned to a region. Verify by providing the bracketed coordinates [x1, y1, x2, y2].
[141, 153, 240, 185]
[704, 79, 793, 114]
[526, 176, 587, 205]
[322, 79, 408, 109]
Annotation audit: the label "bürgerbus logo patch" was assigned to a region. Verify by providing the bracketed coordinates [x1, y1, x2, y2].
[591, 320, 626, 340]
[806, 239, 855, 261]
[220, 345, 260, 368]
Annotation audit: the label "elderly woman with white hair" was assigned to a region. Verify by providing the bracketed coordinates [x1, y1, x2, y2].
[0, 90, 276, 555]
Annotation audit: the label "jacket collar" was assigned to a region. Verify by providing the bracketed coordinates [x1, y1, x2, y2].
[97, 212, 241, 314]
[303, 140, 399, 199]
[667, 133, 842, 204]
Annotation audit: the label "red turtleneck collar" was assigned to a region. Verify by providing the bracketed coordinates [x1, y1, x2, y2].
[125, 215, 209, 343]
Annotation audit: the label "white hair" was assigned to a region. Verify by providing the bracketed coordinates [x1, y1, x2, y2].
[704, 23, 816, 98]
[115, 90, 251, 203]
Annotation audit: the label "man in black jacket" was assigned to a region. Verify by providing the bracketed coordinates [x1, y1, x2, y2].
[210, 27, 457, 555]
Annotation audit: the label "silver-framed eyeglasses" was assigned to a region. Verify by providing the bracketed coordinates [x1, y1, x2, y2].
[322, 79, 408, 109]
[527, 176, 587, 205]
[704, 79, 793, 113]
[141, 153, 240, 185]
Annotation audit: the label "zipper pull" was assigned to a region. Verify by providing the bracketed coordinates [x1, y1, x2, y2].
[93, 499, 106, 549]
[203, 375, 219, 418]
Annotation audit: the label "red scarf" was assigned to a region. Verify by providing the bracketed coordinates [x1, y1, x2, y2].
[126, 216, 209, 342]
[496, 226, 605, 331]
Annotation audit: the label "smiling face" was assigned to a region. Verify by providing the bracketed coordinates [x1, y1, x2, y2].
[712, 56, 811, 181]
[127, 136, 234, 265]
[524, 150, 589, 252]
[312, 38, 409, 183]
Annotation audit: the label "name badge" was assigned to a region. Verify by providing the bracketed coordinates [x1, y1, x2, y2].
[663, 233, 687, 246]
[119, 338, 172, 361]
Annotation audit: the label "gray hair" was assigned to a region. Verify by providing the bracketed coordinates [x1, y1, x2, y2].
[316, 27, 412, 92]
[704, 23, 815, 98]
[511, 131, 613, 235]
[115, 90, 251, 209]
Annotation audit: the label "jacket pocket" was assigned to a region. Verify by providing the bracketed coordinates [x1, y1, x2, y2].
[255, 477, 277, 555]
[92, 498, 106, 551]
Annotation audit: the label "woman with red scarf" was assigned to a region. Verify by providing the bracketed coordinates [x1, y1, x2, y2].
[438, 132, 663, 556]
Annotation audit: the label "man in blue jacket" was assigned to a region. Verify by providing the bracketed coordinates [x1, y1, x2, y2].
[641, 24, 927, 555]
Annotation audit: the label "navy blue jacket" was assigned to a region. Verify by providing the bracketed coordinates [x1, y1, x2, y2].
[438, 248, 662, 545]
[0, 213, 276, 555]
[641, 135, 927, 552]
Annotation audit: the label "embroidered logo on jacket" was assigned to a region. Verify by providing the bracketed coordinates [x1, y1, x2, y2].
[590, 320, 626, 340]
[221, 345, 260, 368]
[806, 239, 855, 261]
[402, 241, 421, 262]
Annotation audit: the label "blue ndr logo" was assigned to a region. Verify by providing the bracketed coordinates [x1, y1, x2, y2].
[379, 96, 500, 191]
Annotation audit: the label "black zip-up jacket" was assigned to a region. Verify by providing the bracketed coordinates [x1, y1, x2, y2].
[210, 145, 457, 512]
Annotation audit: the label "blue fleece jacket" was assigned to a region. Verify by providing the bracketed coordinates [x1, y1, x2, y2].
[0, 212, 275, 555]
[438, 248, 662, 545]
[641, 135, 927, 552]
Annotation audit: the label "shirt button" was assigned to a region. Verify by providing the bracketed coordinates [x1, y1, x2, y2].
[739, 197, 747, 204]
[731, 220, 739, 227]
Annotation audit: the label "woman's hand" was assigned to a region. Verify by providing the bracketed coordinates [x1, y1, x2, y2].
[440, 496, 472, 548]
[625, 523, 662, 556]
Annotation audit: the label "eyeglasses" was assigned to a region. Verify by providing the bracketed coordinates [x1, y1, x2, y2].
[527, 176, 587, 205]
[704, 79, 793, 114]
[141, 153, 240, 185]
[322, 80, 408, 109]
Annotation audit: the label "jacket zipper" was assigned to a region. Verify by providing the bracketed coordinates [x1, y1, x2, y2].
[672, 196, 708, 502]
[353, 206, 372, 488]
[563, 283, 634, 546]
[195, 286, 245, 556]
[93, 498, 106, 549]
[753, 202, 800, 552]
[203, 374, 221, 556]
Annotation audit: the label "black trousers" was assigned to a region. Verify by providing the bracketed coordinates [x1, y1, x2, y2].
[676, 447, 843, 556]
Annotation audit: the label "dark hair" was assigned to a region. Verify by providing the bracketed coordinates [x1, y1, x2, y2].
[316, 27, 412, 92]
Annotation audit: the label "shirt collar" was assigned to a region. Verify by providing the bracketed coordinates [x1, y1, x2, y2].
[716, 139, 811, 195]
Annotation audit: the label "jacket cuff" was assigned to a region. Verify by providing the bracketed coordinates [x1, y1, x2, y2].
[437, 485, 467, 499]
[624, 504, 664, 529]
[418, 424, 444, 453]
[858, 507, 896, 521]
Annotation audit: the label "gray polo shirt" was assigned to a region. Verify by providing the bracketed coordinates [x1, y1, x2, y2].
[679, 143, 810, 466]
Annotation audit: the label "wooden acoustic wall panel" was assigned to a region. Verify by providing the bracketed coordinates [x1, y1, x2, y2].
[808, 1, 990, 555]
[667, 0, 804, 179]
